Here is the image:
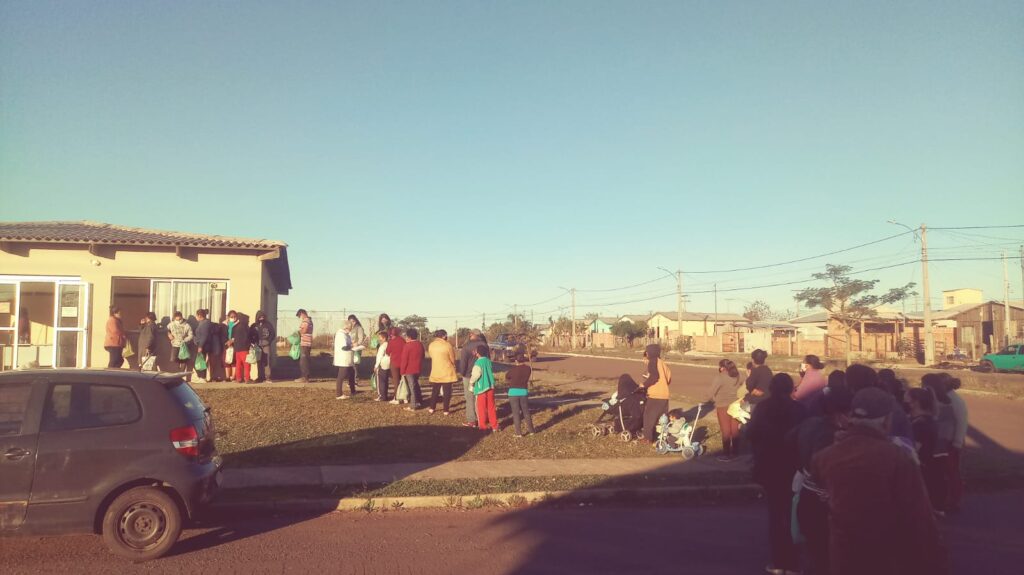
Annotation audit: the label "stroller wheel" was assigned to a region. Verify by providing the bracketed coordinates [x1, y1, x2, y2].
[655, 441, 669, 455]
[620, 431, 633, 442]
[682, 446, 696, 460]
[694, 443, 704, 457]
[590, 425, 604, 438]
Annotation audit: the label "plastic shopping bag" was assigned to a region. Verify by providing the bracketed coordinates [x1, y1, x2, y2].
[178, 345, 191, 360]
[194, 352, 207, 371]
[246, 344, 261, 364]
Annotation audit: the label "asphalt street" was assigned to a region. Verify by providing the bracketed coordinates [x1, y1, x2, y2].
[3, 490, 1021, 574]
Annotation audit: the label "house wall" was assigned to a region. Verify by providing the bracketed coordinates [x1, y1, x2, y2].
[0, 243, 273, 368]
[951, 303, 1024, 355]
[648, 315, 726, 340]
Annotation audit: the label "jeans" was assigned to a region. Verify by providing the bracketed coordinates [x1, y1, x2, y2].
[404, 374, 423, 408]
[429, 382, 454, 412]
[716, 406, 741, 456]
[946, 447, 963, 510]
[643, 398, 669, 441]
[463, 376, 477, 422]
[336, 366, 356, 396]
[797, 488, 830, 575]
[476, 389, 498, 430]
[376, 368, 391, 400]
[391, 365, 403, 396]
[105, 346, 124, 368]
[299, 346, 311, 380]
[508, 395, 535, 434]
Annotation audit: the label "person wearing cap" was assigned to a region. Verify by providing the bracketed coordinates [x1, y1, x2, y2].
[793, 354, 827, 410]
[294, 309, 313, 383]
[746, 373, 806, 575]
[810, 387, 949, 575]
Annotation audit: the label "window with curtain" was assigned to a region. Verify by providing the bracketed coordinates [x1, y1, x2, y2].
[152, 281, 227, 323]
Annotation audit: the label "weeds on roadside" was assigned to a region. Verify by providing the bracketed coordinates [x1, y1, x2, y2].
[505, 494, 528, 508]
[360, 498, 376, 513]
[442, 495, 463, 509]
[390, 501, 405, 511]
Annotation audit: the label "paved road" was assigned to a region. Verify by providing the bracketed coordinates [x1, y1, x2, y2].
[3, 490, 1021, 574]
[534, 354, 1024, 458]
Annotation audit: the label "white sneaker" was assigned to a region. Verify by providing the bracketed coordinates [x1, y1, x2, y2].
[389, 399, 400, 405]
[336, 395, 350, 400]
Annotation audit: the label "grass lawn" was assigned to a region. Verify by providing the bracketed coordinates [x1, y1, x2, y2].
[216, 471, 758, 504]
[197, 372, 725, 468]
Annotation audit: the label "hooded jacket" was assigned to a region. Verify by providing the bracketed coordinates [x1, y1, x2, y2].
[428, 338, 458, 383]
[641, 344, 671, 400]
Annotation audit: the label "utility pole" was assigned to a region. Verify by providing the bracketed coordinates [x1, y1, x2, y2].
[570, 288, 577, 350]
[455, 319, 459, 348]
[921, 224, 935, 366]
[1004, 252, 1012, 347]
[513, 303, 519, 331]
[482, 313, 486, 331]
[675, 270, 683, 346]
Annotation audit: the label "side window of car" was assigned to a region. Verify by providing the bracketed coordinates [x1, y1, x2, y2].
[0, 383, 32, 437]
[41, 384, 141, 432]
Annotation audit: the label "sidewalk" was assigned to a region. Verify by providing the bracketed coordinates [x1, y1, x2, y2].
[221, 456, 751, 489]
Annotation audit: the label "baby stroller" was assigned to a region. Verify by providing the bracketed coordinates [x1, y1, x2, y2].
[655, 404, 705, 459]
[591, 375, 647, 441]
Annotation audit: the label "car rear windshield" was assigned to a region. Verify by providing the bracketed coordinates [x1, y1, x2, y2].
[167, 382, 207, 420]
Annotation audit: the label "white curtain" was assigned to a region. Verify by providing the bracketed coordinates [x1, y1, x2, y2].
[152, 281, 173, 323]
[173, 282, 212, 318]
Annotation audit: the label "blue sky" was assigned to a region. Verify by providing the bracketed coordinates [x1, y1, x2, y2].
[2, 1, 1022, 329]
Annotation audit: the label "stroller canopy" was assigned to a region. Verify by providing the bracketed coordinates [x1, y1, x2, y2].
[617, 374, 640, 397]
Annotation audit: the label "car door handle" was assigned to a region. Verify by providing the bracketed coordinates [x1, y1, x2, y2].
[4, 448, 31, 461]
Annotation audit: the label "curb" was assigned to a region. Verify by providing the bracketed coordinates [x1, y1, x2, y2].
[212, 484, 763, 513]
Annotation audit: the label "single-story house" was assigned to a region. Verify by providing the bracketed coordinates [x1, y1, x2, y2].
[910, 300, 1024, 358]
[587, 317, 618, 334]
[617, 314, 650, 325]
[647, 311, 750, 340]
[789, 308, 945, 360]
[0, 221, 291, 370]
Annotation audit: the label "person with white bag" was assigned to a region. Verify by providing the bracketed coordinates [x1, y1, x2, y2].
[138, 312, 158, 372]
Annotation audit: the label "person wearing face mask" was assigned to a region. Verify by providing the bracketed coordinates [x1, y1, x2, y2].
[251, 311, 276, 383]
[167, 311, 194, 373]
[224, 311, 252, 383]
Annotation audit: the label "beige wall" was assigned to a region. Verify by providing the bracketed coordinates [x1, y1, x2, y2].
[1, 243, 274, 368]
[648, 315, 725, 339]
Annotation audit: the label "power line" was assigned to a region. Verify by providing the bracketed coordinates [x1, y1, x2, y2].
[575, 275, 670, 293]
[930, 225, 1024, 230]
[683, 230, 914, 274]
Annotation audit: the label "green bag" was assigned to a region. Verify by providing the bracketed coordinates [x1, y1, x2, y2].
[177, 345, 191, 360]
[289, 342, 301, 361]
[370, 371, 378, 392]
[287, 332, 301, 345]
[194, 352, 207, 371]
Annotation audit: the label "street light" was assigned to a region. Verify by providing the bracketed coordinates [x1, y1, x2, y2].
[557, 286, 576, 349]
[888, 220, 933, 366]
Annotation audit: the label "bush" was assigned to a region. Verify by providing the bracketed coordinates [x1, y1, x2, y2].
[312, 334, 334, 349]
[674, 336, 693, 354]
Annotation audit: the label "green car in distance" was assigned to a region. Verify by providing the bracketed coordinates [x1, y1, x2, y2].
[979, 344, 1024, 373]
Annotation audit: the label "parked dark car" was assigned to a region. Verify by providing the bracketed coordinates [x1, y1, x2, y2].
[0, 369, 221, 562]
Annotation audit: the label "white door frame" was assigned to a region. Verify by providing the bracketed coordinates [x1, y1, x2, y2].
[0, 275, 86, 369]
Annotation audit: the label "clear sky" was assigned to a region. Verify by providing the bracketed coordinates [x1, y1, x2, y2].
[2, 1, 1022, 329]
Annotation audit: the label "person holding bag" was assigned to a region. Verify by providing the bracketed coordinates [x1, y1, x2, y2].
[167, 311, 194, 374]
[138, 312, 158, 371]
[225, 310, 253, 383]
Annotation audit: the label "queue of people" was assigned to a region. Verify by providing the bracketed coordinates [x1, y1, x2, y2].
[707, 349, 968, 575]
[103, 305, 276, 383]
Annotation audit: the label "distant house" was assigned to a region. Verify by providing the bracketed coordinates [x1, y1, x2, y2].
[617, 314, 650, 325]
[918, 300, 1024, 357]
[790, 308, 932, 360]
[942, 288, 983, 310]
[0, 221, 291, 370]
[588, 317, 618, 334]
[647, 311, 750, 340]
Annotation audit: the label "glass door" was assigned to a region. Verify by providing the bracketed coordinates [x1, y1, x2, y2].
[0, 282, 17, 371]
[54, 282, 90, 368]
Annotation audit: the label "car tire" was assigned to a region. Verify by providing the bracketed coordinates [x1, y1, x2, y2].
[979, 360, 995, 373]
[101, 486, 182, 562]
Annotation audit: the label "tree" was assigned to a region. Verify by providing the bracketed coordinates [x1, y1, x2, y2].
[397, 315, 431, 342]
[794, 264, 916, 365]
[743, 300, 775, 322]
[611, 320, 648, 347]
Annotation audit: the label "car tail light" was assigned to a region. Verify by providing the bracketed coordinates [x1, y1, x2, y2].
[170, 425, 199, 459]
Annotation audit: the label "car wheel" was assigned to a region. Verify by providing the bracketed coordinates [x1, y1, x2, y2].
[102, 486, 182, 562]
[979, 360, 995, 373]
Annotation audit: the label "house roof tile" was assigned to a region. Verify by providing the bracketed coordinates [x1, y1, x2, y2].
[0, 221, 287, 250]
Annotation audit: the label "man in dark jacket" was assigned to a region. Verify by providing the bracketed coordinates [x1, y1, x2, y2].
[745, 348, 773, 407]
[250, 310, 276, 383]
[225, 311, 251, 383]
[458, 331, 487, 426]
[138, 312, 158, 371]
[194, 309, 214, 382]
[811, 387, 949, 575]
